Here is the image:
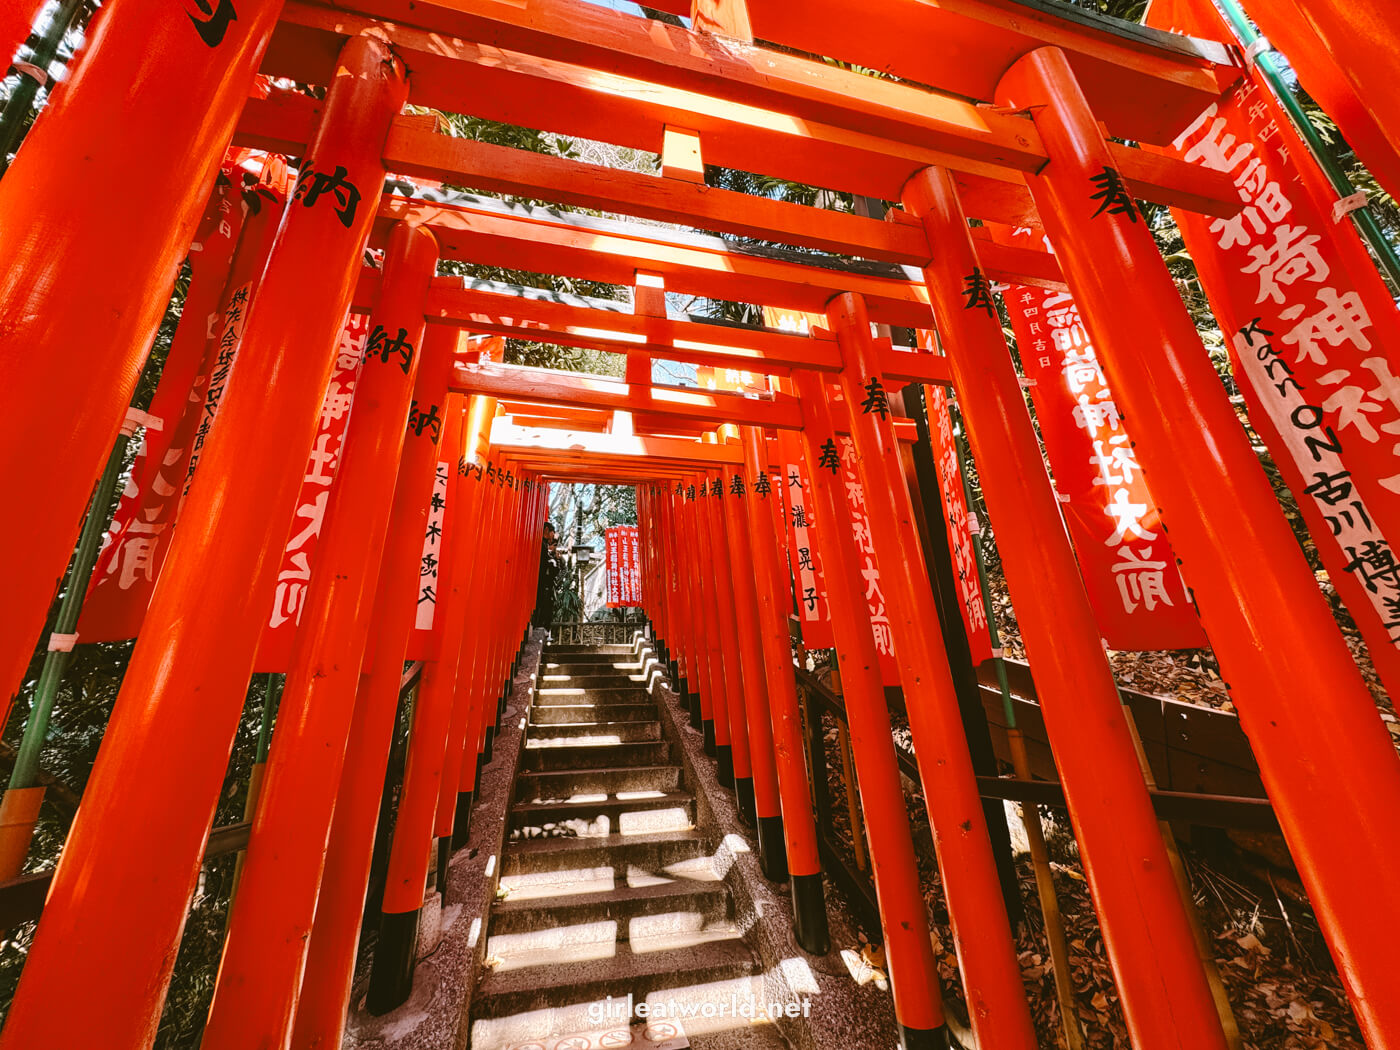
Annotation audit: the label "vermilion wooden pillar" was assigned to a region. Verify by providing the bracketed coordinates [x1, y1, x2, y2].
[484, 470, 525, 749]
[997, 46, 1400, 1045]
[696, 472, 732, 776]
[684, 478, 717, 748]
[672, 485, 702, 729]
[289, 323, 459, 1050]
[706, 468, 754, 818]
[826, 296, 1038, 1050]
[202, 221, 435, 1050]
[720, 453, 785, 871]
[662, 488, 683, 684]
[0, 0, 284, 729]
[436, 394, 499, 850]
[787, 374, 945, 1047]
[453, 467, 506, 825]
[0, 33, 404, 1050]
[738, 426, 829, 949]
[901, 163, 1225, 1050]
[1254, 0, 1400, 185]
[367, 396, 469, 1013]
[1, 1, 45, 69]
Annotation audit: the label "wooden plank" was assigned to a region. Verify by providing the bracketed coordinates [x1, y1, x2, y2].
[489, 419, 746, 464]
[378, 195, 940, 328]
[420, 277, 850, 374]
[742, 0, 1239, 145]
[289, 0, 1234, 150]
[453, 363, 806, 428]
[260, 4, 1241, 217]
[237, 94, 937, 264]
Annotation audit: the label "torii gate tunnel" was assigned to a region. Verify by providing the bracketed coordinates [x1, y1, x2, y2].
[2, 0, 1400, 1047]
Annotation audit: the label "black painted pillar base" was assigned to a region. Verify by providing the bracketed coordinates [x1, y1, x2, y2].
[366, 909, 420, 1015]
[702, 719, 716, 755]
[716, 743, 733, 786]
[483, 723, 495, 763]
[789, 872, 830, 955]
[668, 659, 680, 685]
[451, 790, 473, 849]
[756, 814, 788, 882]
[734, 776, 756, 826]
[473, 754, 483, 795]
[900, 1025, 951, 1050]
[436, 836, 451, 897]
[688, 686, 702, 729]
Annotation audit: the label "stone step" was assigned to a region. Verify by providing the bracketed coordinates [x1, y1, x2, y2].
[486, 919, 744, 975]
[541, 659, 649, 675]
[544, 644, 638, 656]
[535, 686, 652, 705]
[540, 673, 652, 690]
[502, 829, 709, 878]
[472, 937, 761, 1022]
[509, 791, 697, 839]
[530, 703, 659, 725]
[516, 764, 684, 800]
[490, 874, 731, 940]
[526, 720, 662, 744]
[521, 740, 673, 773]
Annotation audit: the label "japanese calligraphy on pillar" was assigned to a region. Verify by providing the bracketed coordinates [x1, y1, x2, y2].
[780, 449, 835, 649]
[1148, 0, 1400, 688]
[252, 312, 368, 671]
[414, 460, 450, 631]
[922, 382, 995, 663]
[79, 164, 254, 642]
[606, 525, 642, 608]
[838, 436, 901, 684]
[998, 262, 1205, 650]
[761, 307, 837, 649]
[696, 365, 764, 394]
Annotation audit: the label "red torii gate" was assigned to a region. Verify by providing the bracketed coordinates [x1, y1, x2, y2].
[0, 0, 1398, 1048]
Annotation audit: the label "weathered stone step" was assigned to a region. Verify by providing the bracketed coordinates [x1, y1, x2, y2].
[490, 874, 730, 939]
[509, 791, 696, 838]
[526, 720, 662, 744]
[542, 659, 648, 674]
[516, 764, 684, 799]
[521, 740, 672, 772]
[540, 673, 651, 691]
[544, 643, 637, 656]
[535, 686, 652, 705]
[487, 919, 743, 974]
[471, 937, 761, 1021]
[539, 661, 646, 675]
[502, 828, 709, 877]
[530, 703, 659, 725]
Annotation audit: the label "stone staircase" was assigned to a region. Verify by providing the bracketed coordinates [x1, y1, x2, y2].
[468, 642, 790, 1050]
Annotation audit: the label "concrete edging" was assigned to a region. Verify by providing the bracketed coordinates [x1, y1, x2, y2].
[343, 630, 543, 1050]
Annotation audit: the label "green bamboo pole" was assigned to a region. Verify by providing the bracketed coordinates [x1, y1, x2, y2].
[1209, 0, 1400, 292]
[225, 672, 283, 921]
[0, 0, 88, 173]
[0, 410, 147, 880]
[8, 421, 140, 791]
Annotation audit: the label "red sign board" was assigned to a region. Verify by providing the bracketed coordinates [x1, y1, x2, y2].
[922, 380, 995, 663]
[1147, 0, 1400, 690]
[994, 257, 1207, 652]
[606, 525, 642, 607]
